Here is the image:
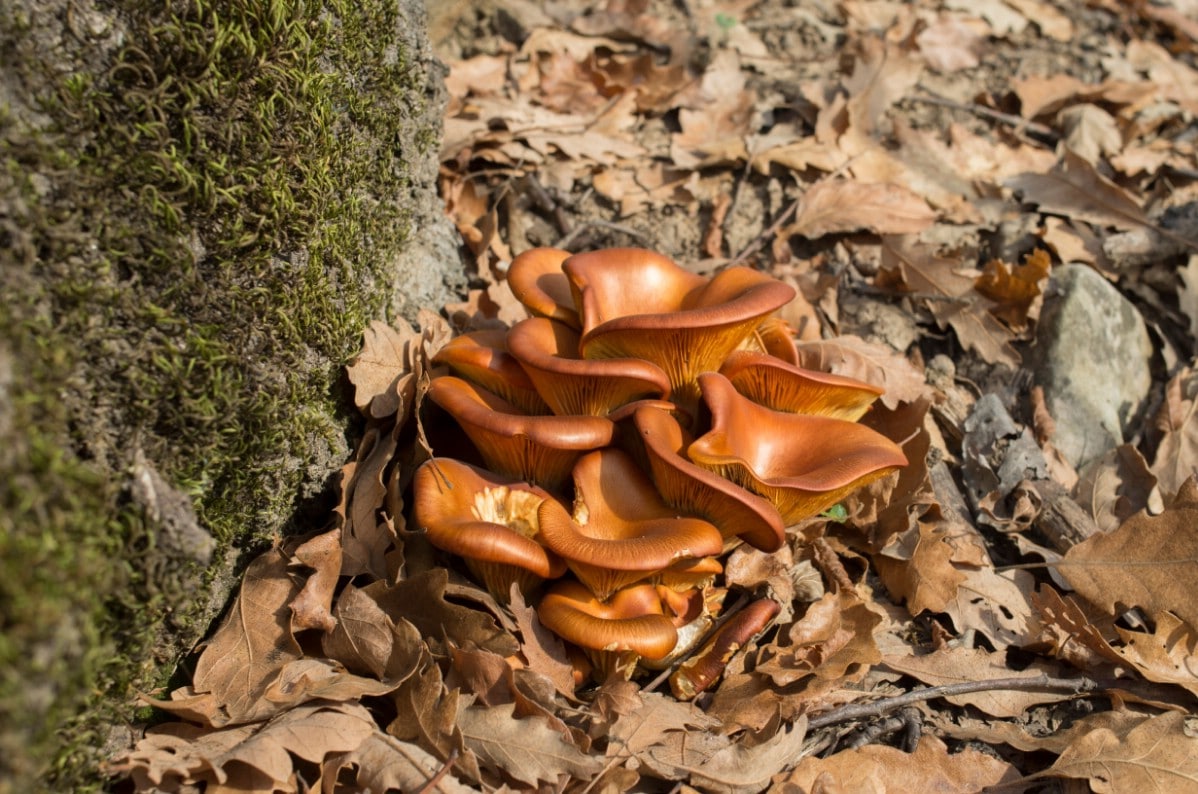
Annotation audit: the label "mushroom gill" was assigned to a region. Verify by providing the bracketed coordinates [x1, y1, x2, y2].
[426, 375, 614, 489]
[431, 329, 549, 415]
[413, 458, 566, 603]
[536, 448, 725, 601]
[506, 317, 671, 417]
[719, 350, 883, 421]
[687, 373, 908, 524]
[634, 404, 785, 552]
[537, 579, 679, 680]
[565, 250, 796, 406]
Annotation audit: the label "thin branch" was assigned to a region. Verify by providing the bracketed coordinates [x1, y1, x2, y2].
[806, 675, 1097, 730]
[911, 91, 1058, 143]
[554, 219, 651, 249]
[414, 748, 459, 794]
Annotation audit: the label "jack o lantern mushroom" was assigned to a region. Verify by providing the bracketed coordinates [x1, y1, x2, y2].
[537, 579, 678, 680]
[413, 458, 566, 603]
[563, 248, 796, 407]
[687, 373, 908, 524]
[719, 350, 882, 421]
[506, 247, 579, 328]
[634, 404, 786, 551]
[506, 317, 671, 417]
[431, 329, 549, 415]
[426, 375, 614, 489]
[536, 448, 725, 600]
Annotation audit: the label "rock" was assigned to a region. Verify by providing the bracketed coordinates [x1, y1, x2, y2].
[1032, 264, 1153, 470]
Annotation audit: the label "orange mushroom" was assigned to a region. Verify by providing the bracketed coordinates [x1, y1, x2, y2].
[536, 448, 726, 600]
[426, 375, 614, 489]
[564, 249, 796, 406]
[687, 373, 908, 524]
[634, 404, 786, 551]
[719, 350, 883, 421]
[669, 597, 780, 700]
[505, 317, 671, 417]
[506, 247, 579, 328]
[412, 458, 567, 603]
[431, 329, 549, 415]
[537, 579, 678, 680]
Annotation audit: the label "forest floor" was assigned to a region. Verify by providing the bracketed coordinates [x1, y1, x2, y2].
[111, 1, 1198, 791]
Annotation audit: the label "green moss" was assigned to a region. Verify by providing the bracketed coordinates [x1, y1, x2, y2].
[0, 0, 436, 788]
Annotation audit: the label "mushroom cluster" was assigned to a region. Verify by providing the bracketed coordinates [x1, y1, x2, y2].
[413, 247, 907, 697]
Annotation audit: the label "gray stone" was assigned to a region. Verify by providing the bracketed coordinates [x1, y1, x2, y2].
[1032, 264, 1153, 470]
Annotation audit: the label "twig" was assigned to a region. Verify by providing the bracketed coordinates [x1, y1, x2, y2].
[806, 674, 1097, 730]
[731, 195, 800, 264]
[911, 90, 1058, 144]
[415, 748, 458, 794]
[554, 219, 651, 250]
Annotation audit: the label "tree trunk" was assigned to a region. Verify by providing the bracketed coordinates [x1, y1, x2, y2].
[0, 0, 463, 788]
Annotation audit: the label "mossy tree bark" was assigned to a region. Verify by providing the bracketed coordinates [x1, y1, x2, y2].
[0, 0, 464, 789]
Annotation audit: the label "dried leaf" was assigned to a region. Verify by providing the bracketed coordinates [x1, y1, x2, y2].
[363, 569, 519, 657]
[322, 730, 476, 794]
[874, 520, 966, 615]
[346, 321, 418, 419]
[757, 591, 881, 686]
[1061, 477, 1198, 629]
[974, 248, 1051, 331]
[1075, 445, 1159, 533]
[784, 179, 935, 240]
[111, 701, 375, 790]
[289, 529, 342, 634]
[1005, 150, 1152, 232]
[509, 588, 577, 698]
[641, 721, 809, 794]
[882, 236, 1020, 367]
[1111, 612, 1198, 697]
[455, 702, 602, 786]
[149, 549, 303, 727]
[1041, 711, 1198, 792]
[781, 733, 1018, 792]
[794, 335, 928, 410]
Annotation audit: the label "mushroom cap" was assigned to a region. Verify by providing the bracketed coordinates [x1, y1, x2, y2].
[431, 329, 549, 415]
[412, 458, 567, 601]
[537, 579, 678, 660]
[719, 350, 883, 421]
[506, 317, 671, 417]
[669, 597, 781, 700]
[565, 251, 796, 405]
[687, 373, 908, 524]
[426, 375, 614, 489]
[507, 247, 579, 328]
[634, 404, 785, 551]
[536, 448, 725, 600]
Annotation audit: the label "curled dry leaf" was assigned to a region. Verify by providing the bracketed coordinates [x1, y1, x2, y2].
[794, 335, 928, 410]
[322, 730, 477, 794]
[757, 590, 882, 686]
